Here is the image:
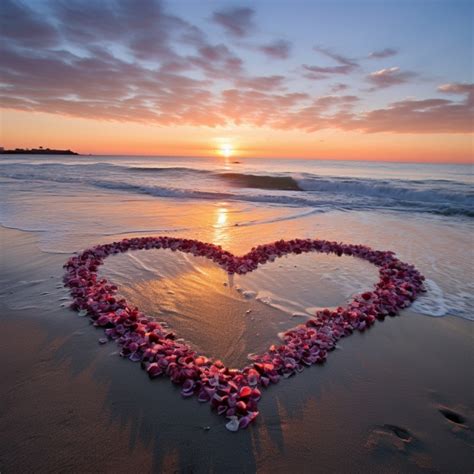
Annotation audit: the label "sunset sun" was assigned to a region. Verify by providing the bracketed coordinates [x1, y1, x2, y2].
[219, 144, 233, 158]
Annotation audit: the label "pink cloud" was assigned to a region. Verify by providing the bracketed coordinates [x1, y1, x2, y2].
[367, 67, 417, 89]
[350, 94, 474, 133]
[0, 2, 471, 136]
[258, 40, 292, 59]
[212, 7, 255, 37]
[188, 44, 243, 77]
[303, 47, 358, 78]
[235, 76, 286, 91]
[218, 89, 310, 126]
[438, 83, 474, 101]
[330, 83, 349, 93]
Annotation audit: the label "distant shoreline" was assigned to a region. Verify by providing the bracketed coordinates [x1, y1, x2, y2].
[0, 148, 79, 155]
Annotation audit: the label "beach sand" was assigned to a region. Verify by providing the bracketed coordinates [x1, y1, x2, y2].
[1, 212, 473, 472]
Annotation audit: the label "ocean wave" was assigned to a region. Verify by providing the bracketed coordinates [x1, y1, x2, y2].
[121, 166, 472, 205]
[0, 162, 472, 217]
[87, 179, 325, 208]
[296, 176, 472, 206]
[128, 166, 210, 174]
[86, 180, 474, 216]
[219, 172, 302, 190]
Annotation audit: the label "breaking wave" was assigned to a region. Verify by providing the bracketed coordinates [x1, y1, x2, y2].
[0, 161, 472, 217]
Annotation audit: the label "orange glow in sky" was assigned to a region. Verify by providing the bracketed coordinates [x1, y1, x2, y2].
[1, 110, 472, 163]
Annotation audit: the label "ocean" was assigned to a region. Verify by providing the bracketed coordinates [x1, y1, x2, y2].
[1, 155, 472, 216]
[0, 154, 473, 322]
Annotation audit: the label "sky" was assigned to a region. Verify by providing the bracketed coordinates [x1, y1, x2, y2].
[0, 0, 472, 162]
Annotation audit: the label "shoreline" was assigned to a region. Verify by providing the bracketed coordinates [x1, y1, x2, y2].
[1, 225, 472, 472]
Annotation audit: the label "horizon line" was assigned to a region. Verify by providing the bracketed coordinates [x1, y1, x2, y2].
[68, 152, 474, 166]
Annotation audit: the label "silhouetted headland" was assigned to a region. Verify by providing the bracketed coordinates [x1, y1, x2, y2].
[0, 147, 79, 155]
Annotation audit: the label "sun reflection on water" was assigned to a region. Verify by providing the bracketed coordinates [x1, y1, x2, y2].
[213, 205, 230, 247]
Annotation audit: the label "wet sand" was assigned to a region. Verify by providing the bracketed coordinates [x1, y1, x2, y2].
[99, 245, 380, 368]
[1, 225, 473, 473]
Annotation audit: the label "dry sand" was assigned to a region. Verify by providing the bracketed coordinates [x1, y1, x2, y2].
[1, 225, 473, 473]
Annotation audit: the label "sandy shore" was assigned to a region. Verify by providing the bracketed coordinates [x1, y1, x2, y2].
[1, 225, 473, 473]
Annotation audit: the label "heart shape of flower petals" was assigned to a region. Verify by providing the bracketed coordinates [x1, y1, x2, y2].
[64, 237, 425, 431]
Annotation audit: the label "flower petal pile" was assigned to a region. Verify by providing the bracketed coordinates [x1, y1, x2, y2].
[63, 237, 425, 431]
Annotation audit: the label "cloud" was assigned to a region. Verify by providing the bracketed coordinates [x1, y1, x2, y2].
[258, 40, 292, 59]
[438, 82, 474, 97]
[367, 67, 417, 89]
[218, 89, 309, 127]
[53, 0, 203, 62]
[353, 94, 473, 133]
[0, 43, 223, 126]
[368, 48, 398, 59]
[0, 0, 59, 47]
[235, 76, 286, 91]
[211, 7, 255, 37]
[437, 83, 474, 109]
[0, 1, 471, 136]
[274, 90, 473, 134]
[303, 47, 358, 78]
[188, 44, 243, 78]
[313, 95, 359, 110]
[330, 83, 349, 93]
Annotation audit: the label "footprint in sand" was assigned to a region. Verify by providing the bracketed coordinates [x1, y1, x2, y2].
[438, 407, 467, 426]
[365, 424, 433, 470]
[428, 390, 472, 438]
[366, 424, 415, 451]
[383, 424, 413, 442]
[436, 404, 473, 448]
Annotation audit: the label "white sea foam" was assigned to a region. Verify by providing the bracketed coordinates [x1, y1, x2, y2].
[411, 279, 448, 317]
